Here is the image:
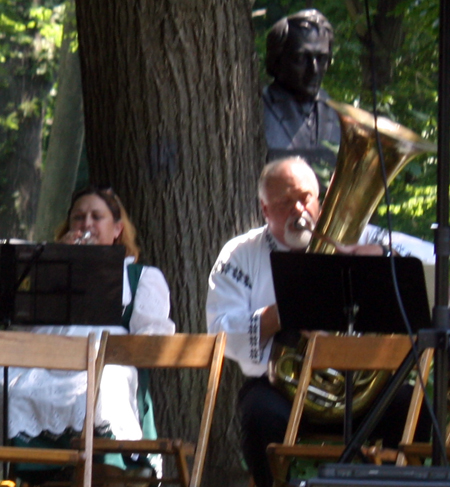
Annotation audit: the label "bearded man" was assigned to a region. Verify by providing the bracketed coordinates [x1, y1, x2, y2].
[206, 157, 434, 487]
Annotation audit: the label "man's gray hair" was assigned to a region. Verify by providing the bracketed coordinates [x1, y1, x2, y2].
[266, 9, 334, 79]
[258, 157, 320, 202]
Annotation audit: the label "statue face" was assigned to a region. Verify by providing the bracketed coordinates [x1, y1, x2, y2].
[275, 27, 330, 102]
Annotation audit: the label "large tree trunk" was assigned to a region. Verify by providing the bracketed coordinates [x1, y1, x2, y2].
[75, 1, 265, 485]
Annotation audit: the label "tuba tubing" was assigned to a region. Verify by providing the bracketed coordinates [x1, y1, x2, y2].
[268, 100, 436, 423]
[308, 100, 436, 254]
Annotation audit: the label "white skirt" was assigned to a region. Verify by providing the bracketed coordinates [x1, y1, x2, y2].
[5, 325, 143, 441]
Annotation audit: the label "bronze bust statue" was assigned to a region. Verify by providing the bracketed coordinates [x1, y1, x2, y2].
[263, 9, 340, 180]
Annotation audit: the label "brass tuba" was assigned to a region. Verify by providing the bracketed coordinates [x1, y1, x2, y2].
[268, 99, 436, 423]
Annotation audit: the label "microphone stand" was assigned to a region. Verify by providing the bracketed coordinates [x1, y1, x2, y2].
[340, 0, 450, 463]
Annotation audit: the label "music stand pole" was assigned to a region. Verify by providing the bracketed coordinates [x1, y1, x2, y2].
[432, 0, 450, 466]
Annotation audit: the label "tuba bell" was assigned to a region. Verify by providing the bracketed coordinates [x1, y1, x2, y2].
[268, 99, 436, 423]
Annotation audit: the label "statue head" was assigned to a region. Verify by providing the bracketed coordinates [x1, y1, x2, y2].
[266, 9, 334, 103]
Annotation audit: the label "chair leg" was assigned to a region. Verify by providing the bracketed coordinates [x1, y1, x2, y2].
[173, 441, 190, 487]
[73, 462, 85, 487]
[267, 447, 290, 487]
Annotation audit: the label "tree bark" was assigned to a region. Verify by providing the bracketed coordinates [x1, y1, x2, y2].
[75, 1, 265, 485]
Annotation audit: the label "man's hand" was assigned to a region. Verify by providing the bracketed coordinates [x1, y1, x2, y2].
[260, 304, 281, 346]
[336, 243, 397, 256]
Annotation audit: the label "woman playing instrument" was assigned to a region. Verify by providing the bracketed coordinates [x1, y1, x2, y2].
[7, 186, 175, 483]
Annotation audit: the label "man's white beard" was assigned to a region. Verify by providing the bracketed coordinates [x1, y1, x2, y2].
[284, 213, 315, 250]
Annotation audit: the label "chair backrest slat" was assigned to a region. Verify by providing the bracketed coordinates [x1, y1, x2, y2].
[311, 334, 412, 371]
[104, 334, 216, 368]
[0, 330, 89, 370]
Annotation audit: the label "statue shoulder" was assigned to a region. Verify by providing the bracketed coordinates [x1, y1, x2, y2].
[317, 88, 332, 102]
[262, 84, 276, 107]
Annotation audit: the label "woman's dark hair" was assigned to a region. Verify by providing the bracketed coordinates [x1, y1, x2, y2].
[55, 186, 140, 259]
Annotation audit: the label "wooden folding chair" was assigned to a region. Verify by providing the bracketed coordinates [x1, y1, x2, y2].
[86, 332, 226, 487]
[399, 424, 450, 466]
[394, 347, 434, 466]
[0, 330, 98, 487]
[266, 333, 432, 487]
[397, 346, 450, 466]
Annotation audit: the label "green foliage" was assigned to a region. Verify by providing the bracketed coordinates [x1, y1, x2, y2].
[0, 0, 66, 236]
[0, 0, 65, 147]
[252, 0, 439, 240]
[0, 1, 64, 82]
[377, 163, 437, 241]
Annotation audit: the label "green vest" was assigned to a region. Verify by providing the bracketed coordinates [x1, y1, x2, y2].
[118, 264, 158, 469]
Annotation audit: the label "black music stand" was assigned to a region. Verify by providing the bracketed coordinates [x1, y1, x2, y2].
[271, 252, 431, 336]
[270, 252, 432, 447]
[0, 242, 125, 473]
[1, 242, 125, 326]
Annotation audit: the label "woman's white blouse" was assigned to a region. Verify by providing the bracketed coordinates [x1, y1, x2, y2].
[5, 256, 176, 440]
